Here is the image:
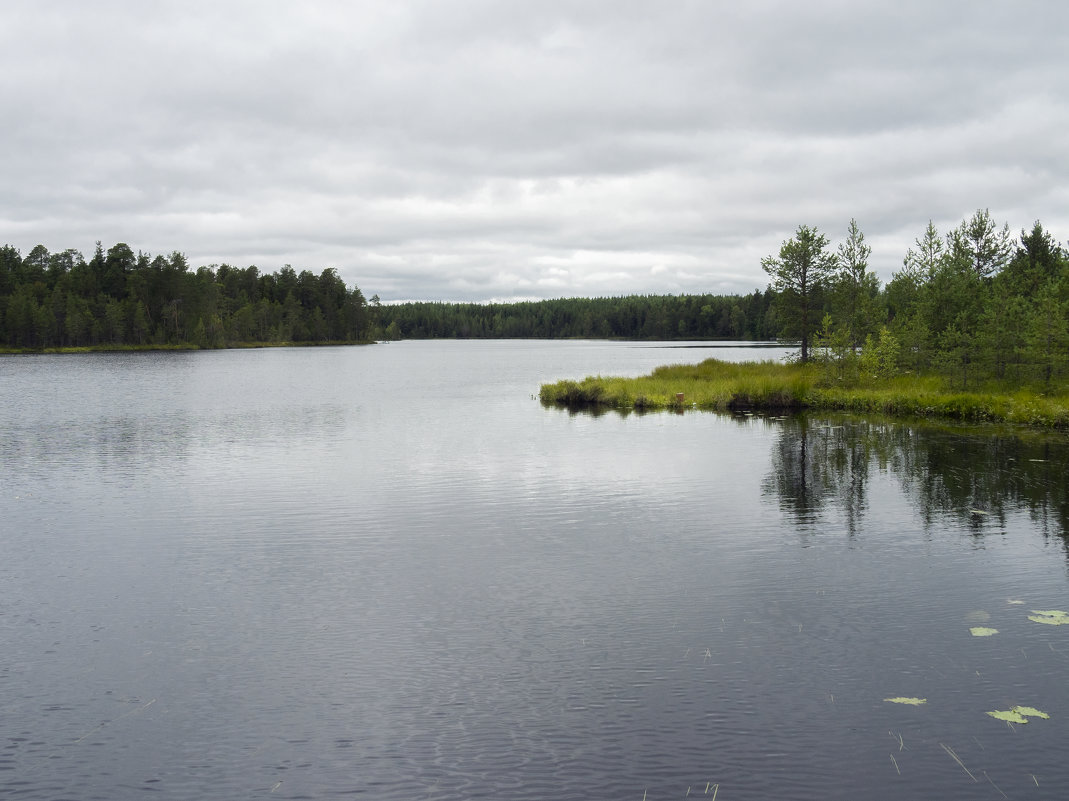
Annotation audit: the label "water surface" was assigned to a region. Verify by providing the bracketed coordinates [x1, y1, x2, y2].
[3, 341, 1068, 800]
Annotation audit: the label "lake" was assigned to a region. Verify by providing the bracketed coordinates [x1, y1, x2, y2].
[2, 340, 1068, 800]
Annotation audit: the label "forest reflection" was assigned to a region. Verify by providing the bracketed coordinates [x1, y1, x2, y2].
[761, 413, 1069, 548]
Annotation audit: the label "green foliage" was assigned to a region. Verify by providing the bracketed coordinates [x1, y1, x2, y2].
[832, 218, 879, 349]
[543, 358, 1069, 429]
[6, 210, 1068, 394]
[1026, 281, 1069, 388]
[948, 208, 1013, 279]
[761, 224, 838, 361]
[0, 242, 372, 349]
[818, 213, 1068, 390]
[374, 291, 777, 341]
[542, 359, 818, 412]
[1027, 610, 1069, 625]
[858, 328, 900, 381]
[987, 706, 1049, 723]
[815, 317, 898, 387]
[814, 313, 858, 384]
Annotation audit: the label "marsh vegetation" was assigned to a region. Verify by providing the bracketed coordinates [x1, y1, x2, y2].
[542, 210, 1069, 427]
[540, 358, 1069, 428]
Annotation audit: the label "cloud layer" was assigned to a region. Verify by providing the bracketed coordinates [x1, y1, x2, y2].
[4, 1, 1068, 300]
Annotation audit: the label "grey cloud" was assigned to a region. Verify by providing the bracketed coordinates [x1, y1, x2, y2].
[3, 1, 1069, 302]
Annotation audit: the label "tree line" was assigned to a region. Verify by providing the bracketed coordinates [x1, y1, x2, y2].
[762, 210, 1069, 387]
[0, 242, 372, 348]
[5, 209, 1067, 388]
[373, 291, 778, 341]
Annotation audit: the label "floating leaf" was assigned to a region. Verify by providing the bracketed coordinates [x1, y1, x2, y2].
[885, 697, 927, 706]
[1013, 706, 1050, 720]
[1007, 599, 1024, 605]
[987, 706, 1050, 723]
[965, 610, 991, 623]
[988, 709, 1028, 723]
[970, 627, 999, 637]
[1028, 610, 1069, 625]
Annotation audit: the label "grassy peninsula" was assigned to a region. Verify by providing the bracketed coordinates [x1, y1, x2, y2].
[543, 211, 1069, 429]
[540, 359, 1069, 429]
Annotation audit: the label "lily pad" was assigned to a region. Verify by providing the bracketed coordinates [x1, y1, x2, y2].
[1028, 610, 1069, 625]
[1013, 706, 1050, 719]
[965, 610, 991, 623]
[988, 709, 1028, 723]
[970, 627, 999, 637]
[885, 697, 927, 706]
[987, 705, 1050, 723]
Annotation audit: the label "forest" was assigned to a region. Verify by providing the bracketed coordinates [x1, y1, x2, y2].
[2, 210, 1068, 392]
[0, 240, 778, 349]
[762, 211, 1069, 388]
[0, 242, 372, 348]
[378, 210, 1069, 389]
[373, 291, 777, 341]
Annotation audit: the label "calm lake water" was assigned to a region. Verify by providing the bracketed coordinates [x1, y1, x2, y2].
[3, 340, 1068, 800]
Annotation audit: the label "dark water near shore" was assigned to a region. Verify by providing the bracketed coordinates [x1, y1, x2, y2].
[3, 340, 1068, 800]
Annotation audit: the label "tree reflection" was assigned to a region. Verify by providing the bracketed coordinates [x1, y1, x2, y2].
[760, 416, 882, 539]
[761, 416, 864, 530]
[762, 413, 1069, 549]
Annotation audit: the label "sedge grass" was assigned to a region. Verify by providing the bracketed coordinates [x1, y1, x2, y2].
[540, 359, 817, 412]
[539, 358, 1069, 429]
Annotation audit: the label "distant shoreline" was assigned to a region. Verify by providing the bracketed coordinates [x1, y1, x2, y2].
[0, 340, 374, 355]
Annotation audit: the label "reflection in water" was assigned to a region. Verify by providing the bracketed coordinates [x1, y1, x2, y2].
[762, 413, 1069, 549]
[761, 416, 858, 530]
[6, 344, 1069, 801]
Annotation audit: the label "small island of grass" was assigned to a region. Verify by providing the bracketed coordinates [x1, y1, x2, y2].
[540, 358, 1069, 429]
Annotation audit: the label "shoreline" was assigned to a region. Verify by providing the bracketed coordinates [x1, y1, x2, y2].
[0, 339, 375, 355]
[539, 359, 1069, 430]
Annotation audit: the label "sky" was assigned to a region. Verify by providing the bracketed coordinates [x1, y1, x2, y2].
[3, 1, 1068, 302]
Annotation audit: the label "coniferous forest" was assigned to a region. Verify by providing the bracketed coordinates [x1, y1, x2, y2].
[0, 243, 372, 348]
[758, 212, 1069, 388]
[373, 291, 777, 341]
[3, 210, 1068, 391]
[383, 210, 1069, 389]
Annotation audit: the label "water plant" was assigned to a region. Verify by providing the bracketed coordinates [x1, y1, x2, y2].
[884, 697, 927, 705]
[987, 706, 1050, 724]
[969, 627, 999, 637]
[940, 743, 976, 782]
[540, 358, 1069, 428]
[1027, 610, 1069, 625]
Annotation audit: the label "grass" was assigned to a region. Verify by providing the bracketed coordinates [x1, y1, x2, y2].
[540, 360, 817, 412]
[539, 358, 1069, 429]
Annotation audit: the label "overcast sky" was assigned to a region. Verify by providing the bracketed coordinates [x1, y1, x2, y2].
[3, 1, 1068, 302]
